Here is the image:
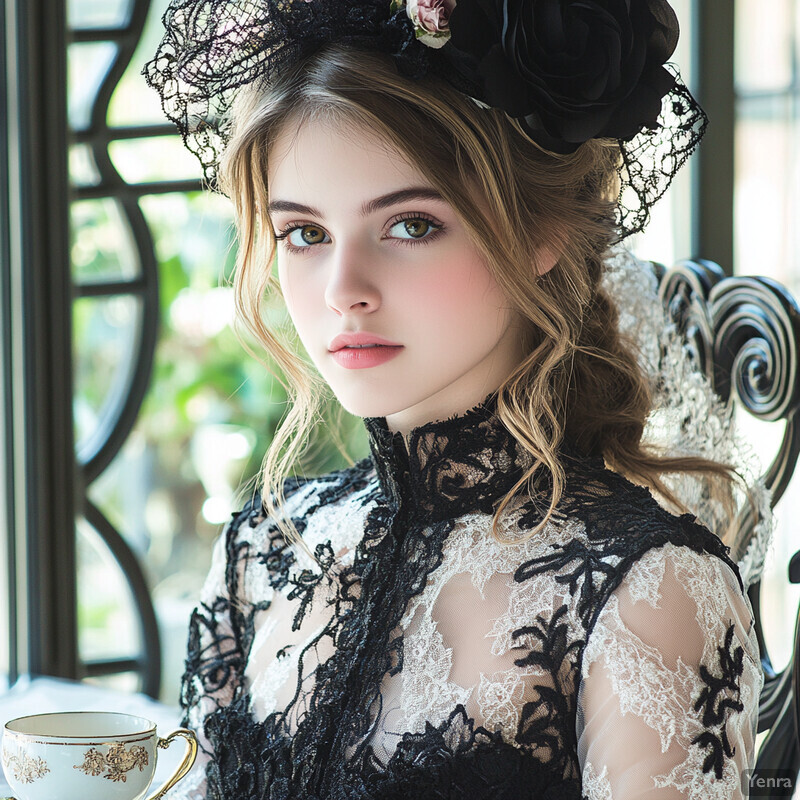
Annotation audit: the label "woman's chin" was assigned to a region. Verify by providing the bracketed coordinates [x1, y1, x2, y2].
[334, 395, 406, 420]
[327, 383, 423, 421]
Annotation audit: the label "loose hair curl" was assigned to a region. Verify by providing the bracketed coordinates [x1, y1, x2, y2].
[219, 44, 745, 557]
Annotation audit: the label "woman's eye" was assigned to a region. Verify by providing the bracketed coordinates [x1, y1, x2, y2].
[286, 225, 330, 247]
[388, 218, 439, 240]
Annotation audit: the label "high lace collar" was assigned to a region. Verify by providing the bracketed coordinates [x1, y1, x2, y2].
[362, 392, 539, 522]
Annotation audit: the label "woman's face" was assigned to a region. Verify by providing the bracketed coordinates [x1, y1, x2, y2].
[268, 116, 525, 435]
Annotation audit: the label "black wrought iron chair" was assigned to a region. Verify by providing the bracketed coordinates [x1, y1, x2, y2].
[657, 258, 800, 792]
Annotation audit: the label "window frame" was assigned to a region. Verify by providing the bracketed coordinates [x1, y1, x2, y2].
[1, 0, 77, 684]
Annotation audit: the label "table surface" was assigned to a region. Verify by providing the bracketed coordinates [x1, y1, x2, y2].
[0, 676, 181, 797]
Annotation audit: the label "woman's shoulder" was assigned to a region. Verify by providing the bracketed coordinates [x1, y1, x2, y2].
[560, 455, 737, 568]
[504, 456, 746, 629]
[207, 457, 379, 598]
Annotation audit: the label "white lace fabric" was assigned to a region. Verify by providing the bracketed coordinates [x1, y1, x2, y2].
[603, 246, 774, 589]
[178, 530, 241, 799]
[578, 544, 762, 799]
[168, 471, 761, 799]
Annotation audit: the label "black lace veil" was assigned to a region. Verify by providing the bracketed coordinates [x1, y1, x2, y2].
[142, 0, 708, 240]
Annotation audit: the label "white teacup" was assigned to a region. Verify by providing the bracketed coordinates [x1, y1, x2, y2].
[1, 711, 197, 800]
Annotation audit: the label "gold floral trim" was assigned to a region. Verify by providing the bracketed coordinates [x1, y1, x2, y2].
[2, 749, 51, 784]
[74, 742, 149, 782]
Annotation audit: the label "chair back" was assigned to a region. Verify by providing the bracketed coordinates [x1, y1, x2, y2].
[657, 258, 800, 783]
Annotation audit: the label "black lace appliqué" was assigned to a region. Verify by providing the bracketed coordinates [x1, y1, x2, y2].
[362, 393, 536, 522]
[691, 623, 745, 779]
[513, 604, 582, 766]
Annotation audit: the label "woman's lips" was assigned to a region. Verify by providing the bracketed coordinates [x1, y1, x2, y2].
[330, 345, 404, 369]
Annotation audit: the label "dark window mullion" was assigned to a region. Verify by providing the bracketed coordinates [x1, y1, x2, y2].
[0, 0, 18, 686]
[6, 0, 77, 681]
[74, 125, 185, 142]
[73, 179, 204, 200]
[75, 279, 148, 298]
[692, 0, 736, 273]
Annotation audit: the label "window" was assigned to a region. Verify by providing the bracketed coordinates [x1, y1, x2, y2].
[733, 0, 800, 680]
[2, 0, 78, 688]
[629, 0, 696, 267]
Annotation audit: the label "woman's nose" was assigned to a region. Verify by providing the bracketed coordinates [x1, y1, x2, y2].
[324, 241, 381, 316]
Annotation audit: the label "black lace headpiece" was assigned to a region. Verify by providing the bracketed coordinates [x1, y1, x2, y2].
[143, 0, 708, 239]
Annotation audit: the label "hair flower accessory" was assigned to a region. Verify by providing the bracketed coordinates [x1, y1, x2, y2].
[143, 0, 708, 237]
[447, 0, 681, 153]
[391, 0, 455, 49]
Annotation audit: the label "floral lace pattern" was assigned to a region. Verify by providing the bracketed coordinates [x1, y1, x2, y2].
[168, 392, 761, 800]
[577, 544, 761, 799]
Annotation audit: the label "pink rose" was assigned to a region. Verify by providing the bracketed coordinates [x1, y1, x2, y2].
[403, 0, 455, 49]
[411, 0, 455, 34]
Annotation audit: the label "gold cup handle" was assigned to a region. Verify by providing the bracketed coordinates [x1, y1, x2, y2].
[146, 728, 198, 800]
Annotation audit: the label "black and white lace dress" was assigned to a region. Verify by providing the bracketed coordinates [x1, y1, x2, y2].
[169, 393, 762, 800]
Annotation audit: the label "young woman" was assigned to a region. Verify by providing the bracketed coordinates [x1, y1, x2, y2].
[146, 3, 764, 798]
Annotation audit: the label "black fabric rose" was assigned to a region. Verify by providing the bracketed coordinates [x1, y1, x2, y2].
[446, 0, 680, 152]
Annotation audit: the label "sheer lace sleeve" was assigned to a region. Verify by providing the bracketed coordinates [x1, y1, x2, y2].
[577, 542, 763, 799]
[165, 519, 247, 800]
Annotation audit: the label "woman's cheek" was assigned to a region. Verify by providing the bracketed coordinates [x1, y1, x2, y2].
[410, 246, 466, 293]
[276, 257, 292, 309]
[422, 256, 490, 320]
[278, 262, 318, 321]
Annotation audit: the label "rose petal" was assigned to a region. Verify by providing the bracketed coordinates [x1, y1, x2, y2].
[446, 0, 683, 145]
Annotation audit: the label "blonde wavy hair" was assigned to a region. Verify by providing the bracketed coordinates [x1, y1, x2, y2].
[219, 44, 748, 557]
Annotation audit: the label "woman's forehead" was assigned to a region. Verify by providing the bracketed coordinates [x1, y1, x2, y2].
[267, 116, 435, 214]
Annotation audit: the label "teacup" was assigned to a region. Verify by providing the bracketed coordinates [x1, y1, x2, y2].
[1, 711, 197, 800]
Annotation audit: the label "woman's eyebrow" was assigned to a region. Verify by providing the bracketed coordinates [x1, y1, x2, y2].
[267, 187, 445, 218]
[361, 187, 444, 215]
[267, 199, 323, 217]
